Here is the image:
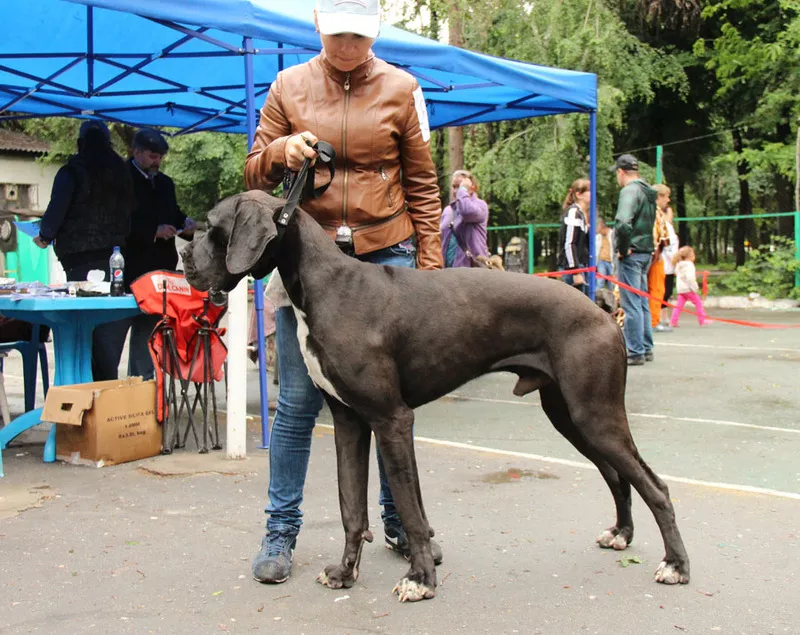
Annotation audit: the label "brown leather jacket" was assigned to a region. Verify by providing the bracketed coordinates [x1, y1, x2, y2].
[244, 51, 443, 270]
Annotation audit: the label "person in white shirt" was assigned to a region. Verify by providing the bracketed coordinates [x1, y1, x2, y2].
[660, 206, 679, 325]
[669, 246, 713, 327]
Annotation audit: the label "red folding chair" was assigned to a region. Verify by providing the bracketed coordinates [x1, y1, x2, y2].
[131, 271, 227, 454]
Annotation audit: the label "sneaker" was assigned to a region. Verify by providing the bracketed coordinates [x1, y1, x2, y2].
[252, 531, 296, 583]
[627, 355, 645, 366]
[644, 351, 654, 362]
[653, 324, 672, 333]
[385, 523, 443, 565]
[700, 320, 714, 326]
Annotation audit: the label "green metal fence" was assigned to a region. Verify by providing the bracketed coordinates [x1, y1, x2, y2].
[488, 211, 800, 286]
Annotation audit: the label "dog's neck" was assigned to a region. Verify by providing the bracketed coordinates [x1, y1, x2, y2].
[275, 210, 354, 312]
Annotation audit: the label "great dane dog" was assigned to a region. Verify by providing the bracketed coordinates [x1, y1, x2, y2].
[182, 190, 690, 602]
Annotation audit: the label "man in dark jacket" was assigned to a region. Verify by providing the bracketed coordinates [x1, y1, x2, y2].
[126, 128, 196, 379]
[35, 119, 133, 380]
[613, 154, 657, 366]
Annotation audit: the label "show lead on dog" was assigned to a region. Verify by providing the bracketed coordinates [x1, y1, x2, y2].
[244, 0, 443, 585]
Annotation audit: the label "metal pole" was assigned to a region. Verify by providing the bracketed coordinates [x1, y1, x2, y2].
[588, 110, 598, 300]
[795, 210, 800, 289]
[86, 6, 94, 95]
[527, 224, 534, 274]
[656, 144, 663, 184]
[225, 38, 254, 460]
[243, 36, 271, 450]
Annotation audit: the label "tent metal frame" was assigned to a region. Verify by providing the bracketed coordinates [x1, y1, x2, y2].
[0, 1, 599, 450]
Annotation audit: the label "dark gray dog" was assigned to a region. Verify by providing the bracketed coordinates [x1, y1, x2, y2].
[183, 191, 690, 602]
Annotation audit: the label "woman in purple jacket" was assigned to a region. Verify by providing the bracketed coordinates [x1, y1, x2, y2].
[440, 170, 489, 267]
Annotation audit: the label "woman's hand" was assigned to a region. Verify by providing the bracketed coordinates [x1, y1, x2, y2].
[573, 273, 585, 286]
[284, 131, 319, 171]
[458, 176, 474, 194]
[33, 236, 49, 249]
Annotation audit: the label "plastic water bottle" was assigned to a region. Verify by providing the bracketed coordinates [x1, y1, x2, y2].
[109, 246, 125, 296]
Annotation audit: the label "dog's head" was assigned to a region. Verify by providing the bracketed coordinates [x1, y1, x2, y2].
[594, 287, 618, 314]
[182, 190, 283, 292]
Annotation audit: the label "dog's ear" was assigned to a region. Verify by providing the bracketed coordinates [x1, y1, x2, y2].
[225, 192, 279, 276]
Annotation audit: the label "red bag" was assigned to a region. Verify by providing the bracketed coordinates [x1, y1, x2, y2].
[130, 271, 227, 422]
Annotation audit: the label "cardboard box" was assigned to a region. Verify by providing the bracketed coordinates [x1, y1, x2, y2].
[43, 377, 161, 467]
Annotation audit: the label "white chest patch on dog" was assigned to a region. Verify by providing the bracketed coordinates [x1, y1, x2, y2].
[292, 305, 348, 405]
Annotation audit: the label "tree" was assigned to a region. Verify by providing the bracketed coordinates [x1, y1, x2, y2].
[694, 0, 800, 262]
[7, 118, 247, 220]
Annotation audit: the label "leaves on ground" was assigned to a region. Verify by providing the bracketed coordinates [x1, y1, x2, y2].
[619, 555, 642, 568]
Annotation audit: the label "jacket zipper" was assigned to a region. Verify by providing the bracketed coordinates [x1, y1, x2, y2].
[341, 72, 351, 229]
[379, 165, 394, 207]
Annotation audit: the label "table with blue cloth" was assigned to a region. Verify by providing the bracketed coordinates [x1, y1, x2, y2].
[0, 295, 141, 469]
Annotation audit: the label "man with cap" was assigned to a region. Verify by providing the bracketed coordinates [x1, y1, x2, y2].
[245, 0, 443, 584]
[35, 119, 133, 380]
[126, 127, 196, 380]
[613, 154, 657, 366]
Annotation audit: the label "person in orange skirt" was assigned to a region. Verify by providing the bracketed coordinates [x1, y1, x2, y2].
[649, 184, 673, 332]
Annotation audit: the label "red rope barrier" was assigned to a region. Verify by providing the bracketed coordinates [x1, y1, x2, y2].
[535, 267, 799, 329]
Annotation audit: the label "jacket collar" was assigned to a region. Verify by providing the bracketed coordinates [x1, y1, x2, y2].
[319, 50, 376, 85]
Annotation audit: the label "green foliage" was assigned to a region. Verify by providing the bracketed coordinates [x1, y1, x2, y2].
[161, 132, 248, 220]
[399, 0, 690, 228]
[695, 0, 800, 181]
[11, 119, 246, 220]
[716, 236, 800, 299]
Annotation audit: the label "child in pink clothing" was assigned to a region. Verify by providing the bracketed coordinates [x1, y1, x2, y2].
[670, 246, 712, 327]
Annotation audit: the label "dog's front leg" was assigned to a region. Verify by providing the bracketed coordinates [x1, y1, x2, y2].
[317, 401, 374, 590]
[374, 408, 437, 602]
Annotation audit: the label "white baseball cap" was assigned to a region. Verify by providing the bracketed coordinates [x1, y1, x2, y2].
[316, 0, 381, 39]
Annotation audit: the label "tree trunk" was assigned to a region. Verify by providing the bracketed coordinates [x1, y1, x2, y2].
[732, 129, 754, 267]
[676, 181, 689, 247]
[775, 173, 793, 236]
[447, 2, 464, 174]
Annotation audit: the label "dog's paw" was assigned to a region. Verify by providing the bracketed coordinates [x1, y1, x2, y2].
[596, 528, 629, 551]
[393, 577, 436, 602]
[317, 563, 356, 589]
[654, 559, 690, 585]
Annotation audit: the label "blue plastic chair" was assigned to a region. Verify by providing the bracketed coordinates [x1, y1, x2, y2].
[0, 325, 50, 414]
[0, 325, 49, 478]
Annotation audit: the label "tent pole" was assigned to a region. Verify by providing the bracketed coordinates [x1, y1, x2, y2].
[86, 6, 94, 95]
[588, 110, 597, 301]
[244, 36, 271, 450]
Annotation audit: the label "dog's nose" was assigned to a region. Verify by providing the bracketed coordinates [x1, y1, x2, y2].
[209, 289, 228, 307]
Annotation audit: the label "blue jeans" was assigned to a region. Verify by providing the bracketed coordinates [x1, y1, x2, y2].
[596, 260, 614, 289]
[618, 253, 654, 357]
[266, 240, 416, 536]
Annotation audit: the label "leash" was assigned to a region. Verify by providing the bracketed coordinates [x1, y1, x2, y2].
[276, 140, 336, 229]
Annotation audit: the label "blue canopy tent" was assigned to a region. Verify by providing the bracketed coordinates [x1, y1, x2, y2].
[0, 0, 598, 448]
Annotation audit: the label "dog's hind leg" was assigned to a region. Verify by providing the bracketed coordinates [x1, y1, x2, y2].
[540, 384, 634, 552]
[561, 394, 690, 585]
[317, 400, 374, 590]
[372, 406, 437, 602]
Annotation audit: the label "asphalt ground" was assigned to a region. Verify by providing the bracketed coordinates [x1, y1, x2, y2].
[1, 306, 799, 633]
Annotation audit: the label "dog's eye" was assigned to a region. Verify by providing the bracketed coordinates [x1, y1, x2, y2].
[207, 226, 226, 247]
